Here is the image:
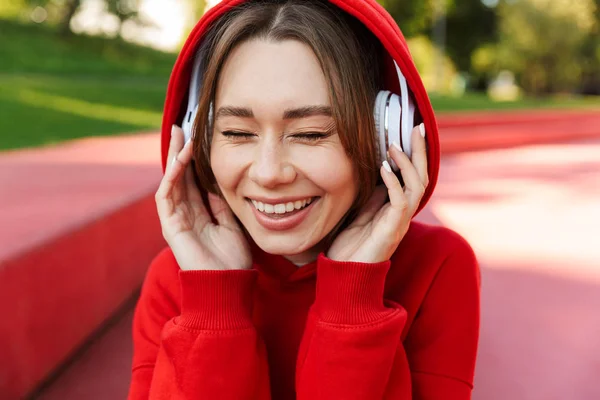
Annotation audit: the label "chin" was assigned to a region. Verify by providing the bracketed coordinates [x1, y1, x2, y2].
[249, 229, 320, 257]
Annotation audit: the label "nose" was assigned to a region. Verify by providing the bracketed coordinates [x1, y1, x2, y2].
[248, 139, 296, 188]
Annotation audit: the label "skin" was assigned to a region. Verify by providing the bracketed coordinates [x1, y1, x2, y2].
[155, 38, 429, 271]
[210, 39, 358, 265]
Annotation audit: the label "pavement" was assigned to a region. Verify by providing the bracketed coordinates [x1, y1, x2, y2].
[0, 133, 167, 399]
[27, 136, 600, 400]
[430, 137, 600, 400]
[1, 108, 599, 399]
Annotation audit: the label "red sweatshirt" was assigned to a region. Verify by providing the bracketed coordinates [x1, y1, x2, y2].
[128, 1, 480, 398]
[129, 224, 479, 399]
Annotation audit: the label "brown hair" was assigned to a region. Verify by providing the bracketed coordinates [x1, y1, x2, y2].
[191, 0, 383, 228]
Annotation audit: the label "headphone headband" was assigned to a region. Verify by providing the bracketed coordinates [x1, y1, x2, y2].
[181, 52, 416, 164]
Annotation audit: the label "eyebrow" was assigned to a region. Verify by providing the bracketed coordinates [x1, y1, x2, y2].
[215, 105, 333, 120]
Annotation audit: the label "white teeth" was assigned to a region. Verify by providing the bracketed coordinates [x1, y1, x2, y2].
[252, 200, 265, 212]
[251, 197, 314, 214]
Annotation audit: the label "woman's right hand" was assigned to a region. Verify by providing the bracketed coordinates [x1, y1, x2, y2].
[154, 125, 252, 271]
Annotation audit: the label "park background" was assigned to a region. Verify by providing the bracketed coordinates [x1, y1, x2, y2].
[1, 0, 599, 399]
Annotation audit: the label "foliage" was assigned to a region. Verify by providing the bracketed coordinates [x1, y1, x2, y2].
[406, 35, 461, 95]
[477, 0, 598, 94]
[379, 0, 498, 72]
[9, 0, 144, 34]
[377, 0, 434, 37]
[444, 0, 497, 71]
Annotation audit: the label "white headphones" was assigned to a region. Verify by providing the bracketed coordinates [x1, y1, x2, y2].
[181, 54, 416, 169]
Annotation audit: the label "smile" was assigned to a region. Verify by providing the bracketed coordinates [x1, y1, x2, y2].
[250, 197, 314, 215]
[246, 196, 319, 231]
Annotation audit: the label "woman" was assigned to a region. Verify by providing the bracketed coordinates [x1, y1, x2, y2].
[128, 0, 480, 399]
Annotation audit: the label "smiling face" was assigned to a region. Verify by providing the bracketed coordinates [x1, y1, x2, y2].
[210, 39, 359, 265]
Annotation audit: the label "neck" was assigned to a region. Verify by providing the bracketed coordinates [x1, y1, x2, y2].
[283, 239, 329, 267]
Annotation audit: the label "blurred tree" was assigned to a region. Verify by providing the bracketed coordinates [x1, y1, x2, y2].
[483, 0, 597, 94]
[0, 0, 29, 18]
[58, 0, 81, 34]
[378, 0, 497, 73]
[377, 0, 434, 37]
[194, 0, 207, 20]
[106, 0, 141, 26]
[444, 0, 497, 71]
[19, 0, 142, 35]
[580, 0, 600, 94]
[407, 35, 461, 94]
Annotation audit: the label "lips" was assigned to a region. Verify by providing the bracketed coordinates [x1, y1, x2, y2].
[247, 197, 319, 231]
[250, 197, 314, 216]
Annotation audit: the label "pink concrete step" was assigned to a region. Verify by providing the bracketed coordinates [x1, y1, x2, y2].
[437, 107, 600, 128]
[34, 136, 600, 400]
[437, 109, 600, 154]
[434, 137, 600, 400]
[0, 133, 166, 399]
[2, 108, 599, 399]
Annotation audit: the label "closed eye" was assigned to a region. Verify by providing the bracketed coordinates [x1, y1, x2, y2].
[291, 131, 333, 141]
[220, 130, 334, 142]
[221, 130, 256, 139]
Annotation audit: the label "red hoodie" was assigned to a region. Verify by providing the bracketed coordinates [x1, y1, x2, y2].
[128, 0, 480, 399]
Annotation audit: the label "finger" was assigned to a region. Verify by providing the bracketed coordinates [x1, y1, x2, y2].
[167, 125, 185, 168]
[388, 142, 425, 212]
[380, 160, 408, 219]
[351, 185, 388, 226]
[155, 139, 193, 206]
[410, 123, 429, 187]
[184, 161, 202, 202]
[208, 192, 239, 230]
[173, 134, 194, 170]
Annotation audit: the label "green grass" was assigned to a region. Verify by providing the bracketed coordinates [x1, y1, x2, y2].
[1, 19, 599, 150]
[0, 74, 168, 149]
[0, 19, 175, 76]
[0, 19, 175, 150]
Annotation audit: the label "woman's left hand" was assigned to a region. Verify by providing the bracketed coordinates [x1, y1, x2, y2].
[327, 124, 429, 263]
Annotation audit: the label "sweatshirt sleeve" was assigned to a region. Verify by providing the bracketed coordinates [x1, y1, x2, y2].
[295, 253, 409, 399]
[405, 235, 481, 399]
[295, 241, 480, 399]
[127, 251, 271, 400]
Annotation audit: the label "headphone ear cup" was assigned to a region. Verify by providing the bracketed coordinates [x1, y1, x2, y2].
[374, 90, 390, 165]
[207, 102, 214, 139]
[386, 93, 402, 169]
[182, 104, 197, 143]
[373, 90, 403, 171]
[401, 95, 416, 160]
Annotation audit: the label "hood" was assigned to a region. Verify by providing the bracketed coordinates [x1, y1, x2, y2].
[160, 0, 439, 216]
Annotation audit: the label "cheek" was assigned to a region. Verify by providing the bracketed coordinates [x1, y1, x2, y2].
[298, 146, 357, 197]
[210, 146, 244, 192]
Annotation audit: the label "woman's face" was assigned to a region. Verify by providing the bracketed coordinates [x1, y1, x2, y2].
[210, 39, 358, 265]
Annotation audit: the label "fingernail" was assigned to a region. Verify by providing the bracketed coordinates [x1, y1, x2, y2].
[391, 141, 403, 152]
[171, 124, 178, 137]
[419, 123, 426, 138]
[382, 160, 392, 173]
